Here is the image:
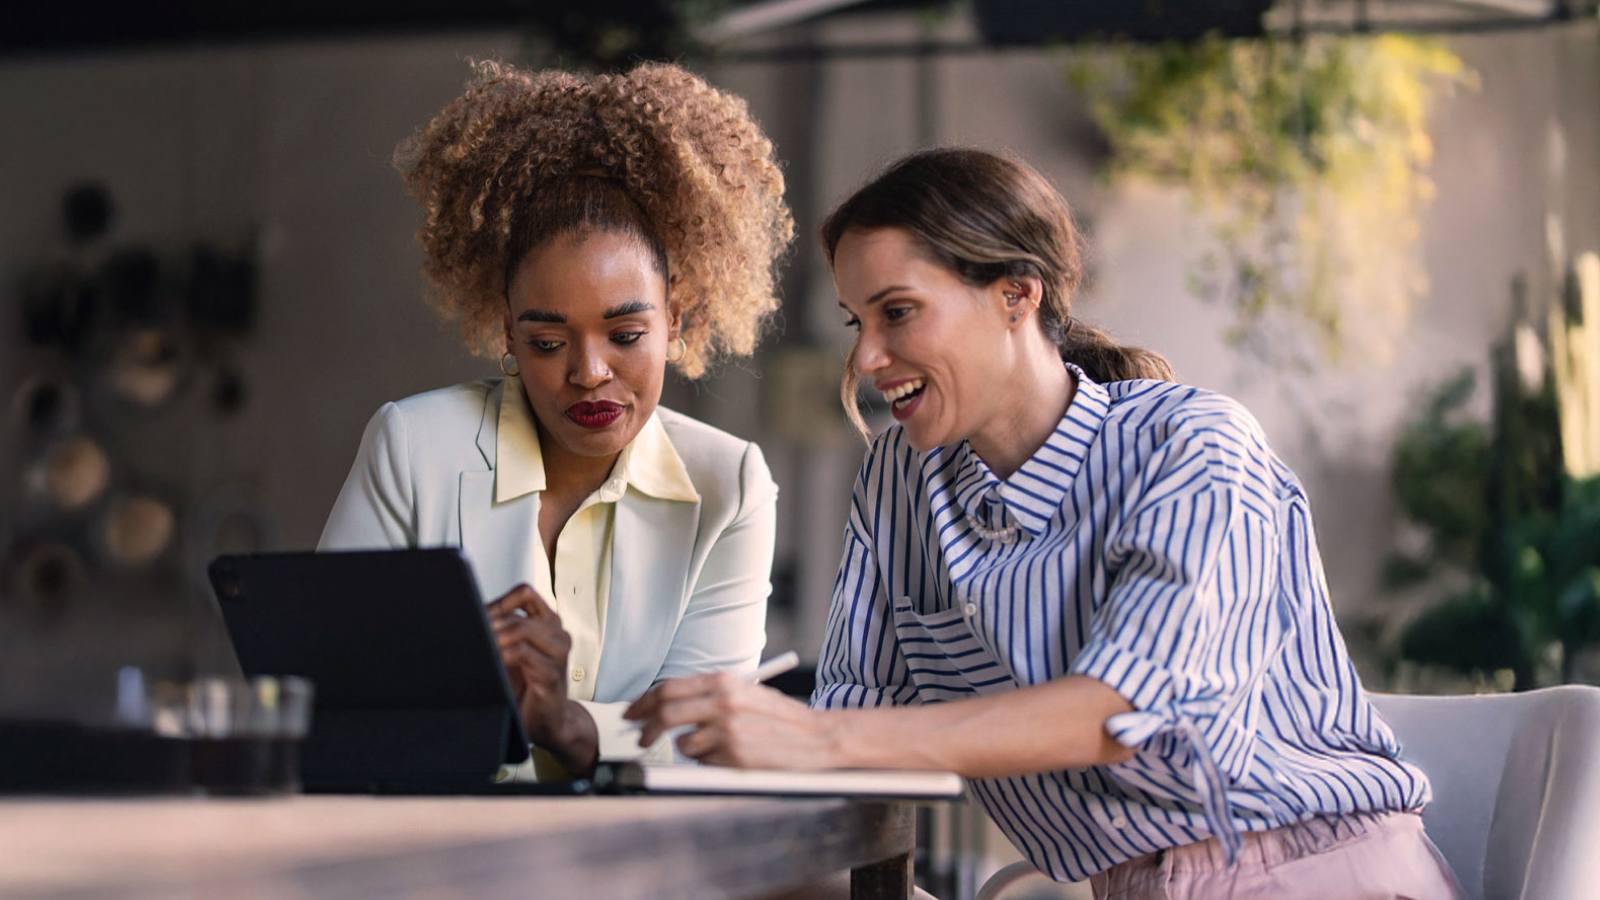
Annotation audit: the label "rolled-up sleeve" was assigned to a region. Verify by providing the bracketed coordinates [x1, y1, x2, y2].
[1070, 424, 1288, 863]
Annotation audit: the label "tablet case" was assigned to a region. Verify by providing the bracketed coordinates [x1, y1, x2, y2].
[209, 548, 532, 792]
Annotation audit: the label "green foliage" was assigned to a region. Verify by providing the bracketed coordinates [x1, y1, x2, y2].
[1388, 369, 1490, 570]
[1070, 34, 1474, 366]
[518, 0, 733, 71]
[1399, 586, 1524, 677]
[1390, 271, 1600, 688]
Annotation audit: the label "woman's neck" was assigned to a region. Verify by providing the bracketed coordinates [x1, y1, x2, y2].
[968, 339, 1075, 482]
[535, 419, 620, 503]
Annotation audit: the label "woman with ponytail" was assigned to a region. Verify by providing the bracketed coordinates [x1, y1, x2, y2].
[629, 149, 1462, 898]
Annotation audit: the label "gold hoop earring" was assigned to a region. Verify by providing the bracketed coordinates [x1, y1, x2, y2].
[665, 337, 687, 364]
[500, 352, 520, 377]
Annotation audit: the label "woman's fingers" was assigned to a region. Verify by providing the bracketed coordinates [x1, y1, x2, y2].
[675, 723, 722, 760]
[672, 713, 787, 767]
[496, 628, 570, 663]
[495, 629, 565, 664]
[622, 689, 656, 722]
[636, 692, 736, 748]
[625, 673, 823, 760]
[623, 672, 723, 722]
[499, 641, 565, 681]
[487, 583, 558, 620]
[633, 676, 802, 748]
[493, 616, 572, 660]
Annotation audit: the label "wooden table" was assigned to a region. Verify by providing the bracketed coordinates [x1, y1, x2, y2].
[0, 795, 917, 899]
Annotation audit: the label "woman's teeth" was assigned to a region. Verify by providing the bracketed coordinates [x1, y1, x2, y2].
[883, 379, 925, 407]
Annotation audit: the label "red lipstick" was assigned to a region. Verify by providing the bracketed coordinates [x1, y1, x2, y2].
[565, 400, 625, 430]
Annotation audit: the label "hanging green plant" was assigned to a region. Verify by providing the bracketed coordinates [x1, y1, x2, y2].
[1069, 34, 1475, 366]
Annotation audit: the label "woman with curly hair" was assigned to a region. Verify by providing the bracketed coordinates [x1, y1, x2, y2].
[320, 60, 793, 781]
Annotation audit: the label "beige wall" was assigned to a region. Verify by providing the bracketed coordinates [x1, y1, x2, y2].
[1, 20, 1597, 716]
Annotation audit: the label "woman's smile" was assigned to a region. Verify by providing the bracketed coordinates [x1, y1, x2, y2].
[878, 377, 928, 420]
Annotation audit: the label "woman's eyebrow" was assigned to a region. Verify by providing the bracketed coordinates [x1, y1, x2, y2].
[865, 285, 909, 306]
[515, 300, 655, 323]
[838, 285, 910, 314]
[603, 300, 656, 319]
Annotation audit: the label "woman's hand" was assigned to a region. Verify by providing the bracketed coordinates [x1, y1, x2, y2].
[487, 584, 598, 772]
[623, 672, 837, 769]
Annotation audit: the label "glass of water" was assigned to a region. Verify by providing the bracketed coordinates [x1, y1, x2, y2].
[151, 675, 314, 794]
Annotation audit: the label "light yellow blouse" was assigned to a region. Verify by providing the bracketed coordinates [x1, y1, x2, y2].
[495, 379, 699, 779]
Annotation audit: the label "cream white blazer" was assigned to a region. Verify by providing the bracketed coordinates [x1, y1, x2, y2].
[318, 378, 776, 761]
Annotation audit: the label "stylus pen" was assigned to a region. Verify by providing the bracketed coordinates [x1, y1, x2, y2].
[752, 650, 800, 685]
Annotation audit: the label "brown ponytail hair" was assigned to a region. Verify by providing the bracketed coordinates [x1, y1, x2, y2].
[821, 148, 1173, 438]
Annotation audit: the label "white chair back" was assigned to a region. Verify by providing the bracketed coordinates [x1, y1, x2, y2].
[1371, 686, 1600, 900]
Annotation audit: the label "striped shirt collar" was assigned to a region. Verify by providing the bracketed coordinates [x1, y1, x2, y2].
[494, 378, 700, 505]
[945, 363, 1110, 537]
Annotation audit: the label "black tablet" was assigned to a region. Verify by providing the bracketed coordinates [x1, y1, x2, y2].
[208, 548, 534, 792]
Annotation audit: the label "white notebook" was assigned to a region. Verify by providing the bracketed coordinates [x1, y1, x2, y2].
[593, 762, 965, 799]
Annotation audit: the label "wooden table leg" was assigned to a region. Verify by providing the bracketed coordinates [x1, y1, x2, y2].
[851, 851, 913, 900]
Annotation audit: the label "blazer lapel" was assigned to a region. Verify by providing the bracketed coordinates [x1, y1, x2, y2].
[458, 471, 541, 603]
[594, 491, 700, 698]
[458, 380, 541, 602]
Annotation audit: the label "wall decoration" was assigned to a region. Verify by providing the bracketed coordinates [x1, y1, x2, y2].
[2, 181, 264, 621]
[28, 436, 110, 512]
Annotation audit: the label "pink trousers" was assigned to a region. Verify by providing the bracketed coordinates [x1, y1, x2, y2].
[1089, 811, 1467, 900]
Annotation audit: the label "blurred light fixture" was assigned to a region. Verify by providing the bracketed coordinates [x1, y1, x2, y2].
[695, 0, 875, 43]
[101, 495, 177, 568]
[107, 329, 185, 407]
[1271, 0, 1591, 33]
[705, 0, 1595, 63]
[28, 436, 111, 512]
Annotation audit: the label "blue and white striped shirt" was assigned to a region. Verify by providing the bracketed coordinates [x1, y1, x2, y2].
[811, 365, 1430, 881]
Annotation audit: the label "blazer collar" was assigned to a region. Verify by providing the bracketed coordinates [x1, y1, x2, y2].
[487, 378, 699, 506]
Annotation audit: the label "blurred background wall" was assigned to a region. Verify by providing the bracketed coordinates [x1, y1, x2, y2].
[2, 2, 1598, 722]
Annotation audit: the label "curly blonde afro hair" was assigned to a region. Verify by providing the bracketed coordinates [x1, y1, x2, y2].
[397, 60, 794, 378]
